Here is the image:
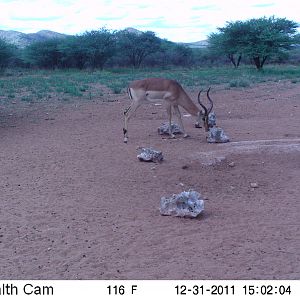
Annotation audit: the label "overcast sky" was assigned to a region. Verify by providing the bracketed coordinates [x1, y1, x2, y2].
[0, 0, 299, 42]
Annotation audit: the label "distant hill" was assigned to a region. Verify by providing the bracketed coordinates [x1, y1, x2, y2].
[0, 28, 208, 49]
[123, 27, 142, 35]
[0, 30, 68, 48]
[123, 27, 208, 48]
[181, 40, 209, 49]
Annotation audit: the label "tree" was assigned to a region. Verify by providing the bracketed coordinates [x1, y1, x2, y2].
[78, 28, 116, 69]
[169, 44, 194, 66]
[24, 39, 62, 69]
[208, 16, 298, 69]
[0, 39, 15, 71]
[208, 24, 243, 68]
[59, 36, 88, 69]
[116, 30, 161, 68]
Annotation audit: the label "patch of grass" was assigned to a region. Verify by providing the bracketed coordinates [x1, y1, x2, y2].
[21, 96, 33, 102]
[229, 79, 251, 88]
[0, 65, 300, 104]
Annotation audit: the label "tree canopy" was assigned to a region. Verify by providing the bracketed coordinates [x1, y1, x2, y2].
[0, 38, 15, 71]
[116, 30, 161, 68]
[208, 16, 298, 69]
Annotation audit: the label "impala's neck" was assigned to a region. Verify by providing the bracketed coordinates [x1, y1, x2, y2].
[179, 91, 200, 116]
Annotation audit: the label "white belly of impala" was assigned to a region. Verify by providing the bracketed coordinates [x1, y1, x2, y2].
[130, 88, 173, 103]
[145, 90, 172, 102]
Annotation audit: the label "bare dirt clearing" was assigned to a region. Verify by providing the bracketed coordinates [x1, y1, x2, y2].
[0, 81, 299, 279]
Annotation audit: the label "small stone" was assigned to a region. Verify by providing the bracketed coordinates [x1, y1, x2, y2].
[208, 112, 217, 127]
[160, 190, 204, 218]
[228, 162, 235, 167]
[207, 127, 230, 143]
[250, 182, 259, 188]
[137, 147, 163, 163]
[158, 122, 183, 135]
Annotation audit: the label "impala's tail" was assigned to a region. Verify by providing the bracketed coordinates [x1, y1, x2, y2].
[127, 87, 133, 100]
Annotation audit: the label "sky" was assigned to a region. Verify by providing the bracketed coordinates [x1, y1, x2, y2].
[0, 0, 299, 42]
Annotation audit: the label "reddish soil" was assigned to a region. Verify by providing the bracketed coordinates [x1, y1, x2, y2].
[0, 81, 299, 280]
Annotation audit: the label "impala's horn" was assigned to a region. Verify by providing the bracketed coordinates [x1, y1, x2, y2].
[206, 87, 214, 114]
[197, 89, 208, 117]
[198, 89, 209, 131]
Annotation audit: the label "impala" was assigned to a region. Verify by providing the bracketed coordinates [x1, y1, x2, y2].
[123, 78, 213, 143]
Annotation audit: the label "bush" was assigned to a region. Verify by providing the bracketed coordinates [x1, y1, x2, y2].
[0, 39, 16, 71]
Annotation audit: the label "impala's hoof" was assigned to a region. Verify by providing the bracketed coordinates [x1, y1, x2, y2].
[123, 138, 128, 143]
[183, 134, 190, 138]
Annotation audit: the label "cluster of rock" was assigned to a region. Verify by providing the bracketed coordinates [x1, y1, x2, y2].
[136, 111, 231, 218]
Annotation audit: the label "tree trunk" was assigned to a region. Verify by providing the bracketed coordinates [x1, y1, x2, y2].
[253, 56, 268, 69]
[253, 56, 262, 69]
[228, 54, 237, 68]
[261, 56, 268, 68]
[237, 55, 242, 67]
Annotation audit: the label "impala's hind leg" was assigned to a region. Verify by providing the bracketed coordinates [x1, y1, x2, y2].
[123, 100, 141, 143]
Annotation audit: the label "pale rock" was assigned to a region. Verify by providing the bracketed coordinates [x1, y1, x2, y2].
[158, 122, 183, 135]
[208, 112, 217, 127]
[160, 190, 204, 218]
[207, 127, 230, 143]
[137, 147, 163, 163]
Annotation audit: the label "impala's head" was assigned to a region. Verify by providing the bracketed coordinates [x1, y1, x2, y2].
[197, 88, 214, 132]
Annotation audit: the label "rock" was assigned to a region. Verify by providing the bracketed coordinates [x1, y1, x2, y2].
[160, 190, 204, 218]
[250, 182, 259, 188]
[228, 162, 235, 167]
[207, 127, 230, 143]
[158, 122, 183, 135]
[208, 112, 217, 127]
[137, 147, 163, 163]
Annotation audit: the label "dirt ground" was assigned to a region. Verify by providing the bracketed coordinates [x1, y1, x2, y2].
[0, 80, 299, 280]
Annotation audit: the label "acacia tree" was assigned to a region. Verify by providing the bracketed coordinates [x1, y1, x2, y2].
[116, 30, 161, 68]
[25, 39, 62, 68]
[208, 22, 244, 68]
[209, 16, 298, 69]
[79, 28, 116, 69]
[59, 28, 116, 69]
[0, 39, 15, 71]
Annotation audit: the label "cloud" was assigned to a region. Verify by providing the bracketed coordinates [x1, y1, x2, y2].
[0, 0, 299, 42]
[252, 3, 275, 8]
[11, 16, 62, 22]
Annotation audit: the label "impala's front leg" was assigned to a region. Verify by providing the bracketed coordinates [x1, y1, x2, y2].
[123, 100, 141, 143]
[123, 106, 130, 143]
[166, 104, 175, 139]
